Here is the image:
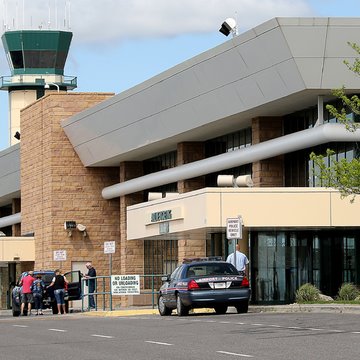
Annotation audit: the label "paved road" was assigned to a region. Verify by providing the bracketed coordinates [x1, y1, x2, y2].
[1, 310, 360, 359]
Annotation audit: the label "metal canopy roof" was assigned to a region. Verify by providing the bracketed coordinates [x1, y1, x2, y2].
[61, 17, 360, 167]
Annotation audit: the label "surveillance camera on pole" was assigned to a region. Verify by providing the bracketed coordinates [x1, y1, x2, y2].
[219, 17, 238, 37]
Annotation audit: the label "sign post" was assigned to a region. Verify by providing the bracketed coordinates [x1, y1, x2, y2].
[53, 249, 67, 270]
[104, 241, 116, 275]
[104, 241, 116, 311]
[226, 216, 243, 270]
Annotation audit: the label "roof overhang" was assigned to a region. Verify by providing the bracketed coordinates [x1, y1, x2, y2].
[0, 144, 20, 206]
[62, 17, 360, 167]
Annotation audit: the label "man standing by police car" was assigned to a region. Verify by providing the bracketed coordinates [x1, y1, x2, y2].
[226, 243, 249, 277]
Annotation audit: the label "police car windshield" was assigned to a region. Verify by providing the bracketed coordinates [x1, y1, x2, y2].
[187, 263, 238, 277]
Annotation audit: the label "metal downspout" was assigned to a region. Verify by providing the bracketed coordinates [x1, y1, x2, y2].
[0, 212, 21, 228]
[102, 123, 360, 199]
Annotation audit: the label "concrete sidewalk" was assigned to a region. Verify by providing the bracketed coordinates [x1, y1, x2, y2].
[81, 304, 360, 317]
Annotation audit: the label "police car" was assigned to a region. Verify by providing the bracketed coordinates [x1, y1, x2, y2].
[158, 257, 251, 316]
[11, 270, 82, 316]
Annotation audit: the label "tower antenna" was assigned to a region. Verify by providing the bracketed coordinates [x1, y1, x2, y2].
[68, 0, 71, 29]
[22, 0, 25, 28]
[48, 0, 51, 28]
[55, 0, 58, 29]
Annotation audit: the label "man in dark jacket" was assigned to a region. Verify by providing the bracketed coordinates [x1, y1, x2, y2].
[85, 262, 97, 309]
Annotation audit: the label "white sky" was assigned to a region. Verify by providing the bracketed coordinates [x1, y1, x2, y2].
[0, 0, 359, 150]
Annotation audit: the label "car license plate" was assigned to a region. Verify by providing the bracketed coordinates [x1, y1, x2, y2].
[214, 282, 226, 289]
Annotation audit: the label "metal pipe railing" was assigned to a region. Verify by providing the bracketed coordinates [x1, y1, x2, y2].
[80, 274, 163, 312]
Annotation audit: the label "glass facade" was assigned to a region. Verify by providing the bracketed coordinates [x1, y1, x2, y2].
[205, 127, 252, 186]
[284, 101, 360, 187]
[143, 151, 177, 199]
[250, 230, 360, 304]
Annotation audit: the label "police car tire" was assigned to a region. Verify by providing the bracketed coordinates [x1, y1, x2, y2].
[158, 295, 172, 316]
[176, 295, 189, 316]
[214, 305, 228, 314]
[236, 301, 249, 314]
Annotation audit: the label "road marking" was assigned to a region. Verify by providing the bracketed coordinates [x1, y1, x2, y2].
[13, 325, 28, 328]
[145, 340, 173, 346]
[49, 329, 67, 332]
[352, 332, 360, 334]
[328, 329, 344, 333]
[217, 350, 253, 357]
[91, 334, 114, 339]
[288, 326, 302, 329]
[307, 328, 323, 331]
[251, 323, 264, 326]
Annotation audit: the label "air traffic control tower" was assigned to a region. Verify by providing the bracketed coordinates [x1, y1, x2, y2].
[0, 30, 77, 145]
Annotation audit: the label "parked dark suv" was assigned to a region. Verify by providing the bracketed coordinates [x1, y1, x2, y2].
[158, 257, 251, 316]
[11, 270, 82, 316]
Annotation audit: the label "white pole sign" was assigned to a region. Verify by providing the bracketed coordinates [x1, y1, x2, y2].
[226, 217, 242, 239]
[53, 250, 67, 261]
[111, 275, 140, 295]
[104, 241, 116, 254]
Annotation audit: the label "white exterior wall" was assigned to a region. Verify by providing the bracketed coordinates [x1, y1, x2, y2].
[127, 188, 360, 240]
[9, 90, 37, 145]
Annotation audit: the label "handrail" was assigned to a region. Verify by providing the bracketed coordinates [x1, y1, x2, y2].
[80, 274, 163, 312]
[0, 75, 77, 90]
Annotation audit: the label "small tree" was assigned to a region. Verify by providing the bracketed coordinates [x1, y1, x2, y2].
[295, 283, 320, 303]
[310, 42, 360, 201]
[337, 283, 360, 301]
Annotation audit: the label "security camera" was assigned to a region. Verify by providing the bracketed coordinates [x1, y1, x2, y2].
[77, 223, 87, 237]
[77, 224, 86, 232]
[219, 17, 238, 37]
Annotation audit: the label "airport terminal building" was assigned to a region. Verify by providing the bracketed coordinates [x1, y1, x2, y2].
[1, 17, 360, 308]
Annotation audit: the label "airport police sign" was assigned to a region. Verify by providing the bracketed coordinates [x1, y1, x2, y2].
[226, 217, 242, 239]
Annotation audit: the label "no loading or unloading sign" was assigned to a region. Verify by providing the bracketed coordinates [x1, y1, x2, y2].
[111, 275, 140, 295]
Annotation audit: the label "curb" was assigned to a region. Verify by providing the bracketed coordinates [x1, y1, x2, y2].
[2, 304, 360, 317]
[81, 304, 360, 317]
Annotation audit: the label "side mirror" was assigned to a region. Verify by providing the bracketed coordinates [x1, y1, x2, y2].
[161, 275, 170, 282]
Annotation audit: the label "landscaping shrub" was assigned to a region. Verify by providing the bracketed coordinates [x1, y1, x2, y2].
[295, 283, 320, 303]
[337, 283, 360, 301]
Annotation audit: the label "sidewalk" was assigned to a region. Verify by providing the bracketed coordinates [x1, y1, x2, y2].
[81, 304, 360, 317]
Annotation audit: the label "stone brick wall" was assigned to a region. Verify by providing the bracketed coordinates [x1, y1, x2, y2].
[177, 143, 206, 259]
[118, 162, 144, 307]
[252, 117, 284, 187]
[20, 93, 120, 280]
